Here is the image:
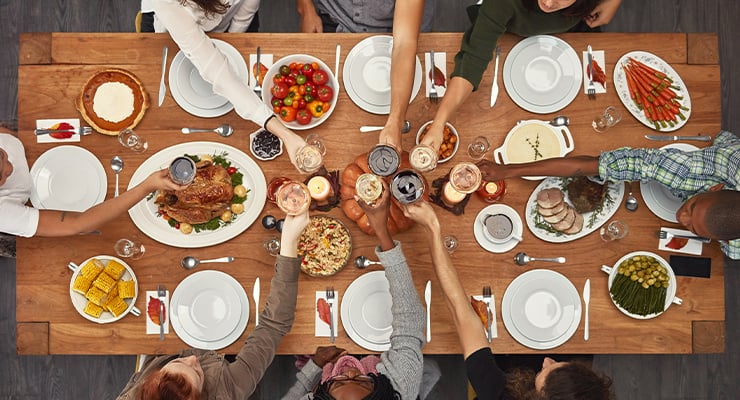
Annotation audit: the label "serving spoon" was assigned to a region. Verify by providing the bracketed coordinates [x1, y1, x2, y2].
[181, 124, 234, 137]
[110, 156, 124, 198]
[549, 115, 570, 127]
[354, 255, 382, 269]
[514, 252, 566, 266]
[360, 120, 411, 133]
[181, 256, 235, 270]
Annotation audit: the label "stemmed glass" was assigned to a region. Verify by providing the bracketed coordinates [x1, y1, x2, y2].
[467, 136, 490, 160]
[114, 238, 145, 260]
[592, 106, 623, 133]
[118, 128, 148, 153]
[294, 133, 326, 174]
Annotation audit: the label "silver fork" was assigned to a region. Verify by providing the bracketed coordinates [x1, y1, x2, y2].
[482, 286, 493, 343]
[254, 46, 262, 99]
[658, 230, 711, 243]
[586, 45, 596, 99]
[34, 126, 93, 136]
[429, 49, 439, 104]
[157, 285, 166, 341]
[326, 287, 335, 343]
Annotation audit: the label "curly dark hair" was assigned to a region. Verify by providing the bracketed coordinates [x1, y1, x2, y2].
[312, 373, 401, 400]
[502, 362, 614, 400]
[521, 0, 603, 18]
[180, 0, 230, 16]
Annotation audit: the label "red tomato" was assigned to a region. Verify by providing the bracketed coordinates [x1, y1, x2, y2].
[296, 98, 307, 109]
[284, 76, 297, 86]
[296, 109, 312, 125]
[271, 82, 289, 99]
[317, 85, 333, 102]
[272, 73, 284, 85]
[227, 166, 237, 175]
[312, 69, 329, 85]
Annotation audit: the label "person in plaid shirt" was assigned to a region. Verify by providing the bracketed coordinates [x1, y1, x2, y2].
[477, 130, 740, 259]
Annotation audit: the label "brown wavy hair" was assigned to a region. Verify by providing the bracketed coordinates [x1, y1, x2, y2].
[138, 369, 201, 400]
[521, 0, 603, 18]
[502, 362, 614, 400]
[180, 0, 230, 16]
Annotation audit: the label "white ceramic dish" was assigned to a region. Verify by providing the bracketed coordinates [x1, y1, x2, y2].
[503, 35, 582, 114]
[170, 270, 249, 350]
[473, 204, 523, 254]
[169, 39, 249, 118]
[340, 270, 392, 352]
[342, 35, 423, 115]
[525, 177, 625, 243]
[68, 255, 139, 324]
[601, 251, 681, 319]
[613, 50, 691, 132]
[248, 128, 284, 161]
[641, 143, 699, 223]
[127, 142, 267, 248]
[415, 121, 459, 163]
[261, 54, 339, 130]
[30, 145, 107, 211]
[492, 120, 574, 180]
[502, 269, 581, 350]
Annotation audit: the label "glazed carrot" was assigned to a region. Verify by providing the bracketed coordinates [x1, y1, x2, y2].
[628, 57, 670, 81]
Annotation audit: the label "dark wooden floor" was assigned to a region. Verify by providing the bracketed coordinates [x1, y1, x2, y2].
[1, 0, 739, 398]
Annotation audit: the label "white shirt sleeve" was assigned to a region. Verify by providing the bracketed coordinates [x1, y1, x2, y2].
[151, 0, 273, 126]
[228, 0, 260, 33]
[0, 200, 39, 237]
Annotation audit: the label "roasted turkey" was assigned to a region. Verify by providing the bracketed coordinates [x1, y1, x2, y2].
[155, 161, 233, 224]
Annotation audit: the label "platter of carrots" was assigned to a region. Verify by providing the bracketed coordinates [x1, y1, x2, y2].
[613, 51, 691, 132]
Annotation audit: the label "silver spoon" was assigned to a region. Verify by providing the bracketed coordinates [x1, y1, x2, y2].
[181, 256, 235, 270]
[359, 120, 411, 133]
[110, 156, 124, 198]
[625, 182, 638, 212]
[514, 252, 566, 266]
[181, 124, 234, 137]
[354, 255, 382, 269]
[549, 115, 570, 126]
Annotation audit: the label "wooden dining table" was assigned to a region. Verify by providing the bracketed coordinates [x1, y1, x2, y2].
[15, 32, 724, 355]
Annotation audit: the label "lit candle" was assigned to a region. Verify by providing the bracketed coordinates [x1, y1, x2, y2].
[442, 181, 466, 206]
[307, 176, 332, 201]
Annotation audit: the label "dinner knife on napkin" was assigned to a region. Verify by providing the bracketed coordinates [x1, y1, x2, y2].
[158, 46, 168, 107]
[583, 279, 590, 341]
[490, 46, 500, 107]
[645, 134, 712, 142]
[424, 280, 431, 342]
[253, 277, 260, 326]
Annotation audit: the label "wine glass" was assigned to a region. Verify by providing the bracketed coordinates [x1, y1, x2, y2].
[449, 162, 482, 194]
[600, 220, 629, 241]
[467, 136, 490, 160]
[114, 238, 145, 260]
[294, 133, 326, 174]
[118, 128, 148, 153]
[592, 106, 623, 133]
[443, 235, 459, 254]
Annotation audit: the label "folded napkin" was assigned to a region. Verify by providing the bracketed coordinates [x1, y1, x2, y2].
[582, 49, 607, 94]
[658, 227, 703, 255]
[425, 51, 447, 97]
[36, 118, 81, 144]
[249, 53, 273, 89]
[315, 290, 339, 337]
[145, 290, 170, 334]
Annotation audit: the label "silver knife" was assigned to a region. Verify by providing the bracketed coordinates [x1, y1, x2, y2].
[587, 45, 593, 83]
[645, 134, 712, 142]
[424, 280, 431, 343]
[253, 277, 260, 326]
[158, 46, 168, 107]
[256, 46, 261, 86]
[583, 279, 590, 341]
[490, 46, 500, 108]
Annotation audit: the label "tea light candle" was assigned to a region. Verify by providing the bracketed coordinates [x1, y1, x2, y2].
[307, 176, 332, 201]
[442, 181, 466, 206]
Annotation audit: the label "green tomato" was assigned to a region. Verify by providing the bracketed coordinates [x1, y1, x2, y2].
[296, 74, 307, 85]
[283, 96, 294, 106]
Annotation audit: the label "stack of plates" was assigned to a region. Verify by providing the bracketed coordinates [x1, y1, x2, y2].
[340, 270, 393, 351]
[343, 35, 423, 114]
[170, 270, 249, 350]
[501, 269, 581, 350]
[168, 39, 249, 118]
[503, 35, 582, 114]
[30, 145, 107, 211]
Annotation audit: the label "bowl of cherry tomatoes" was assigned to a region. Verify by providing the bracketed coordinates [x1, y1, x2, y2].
[416, 121, 459, 163]
[262, 54, 339, 130]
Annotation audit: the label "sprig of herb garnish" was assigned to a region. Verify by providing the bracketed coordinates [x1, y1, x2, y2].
[525, 132, 544, 160]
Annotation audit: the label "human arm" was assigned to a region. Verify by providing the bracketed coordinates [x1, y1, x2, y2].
[227, 0, 260, 32]
[35, 170, 185, 237]
[378, 0, 424, 151]
[355, 180, 395, 251]
[476, 156, 600, 182]
[296, 0, 323, 32]
[584, 0, 622, 28]
[281, 346, 347, 399]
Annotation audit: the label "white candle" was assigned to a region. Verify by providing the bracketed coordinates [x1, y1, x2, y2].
[307, 176, 331, 201]
[442, 181, 466, 205]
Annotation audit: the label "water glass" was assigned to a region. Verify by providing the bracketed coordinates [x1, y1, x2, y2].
[118, 128, 148, 153]
[263, 236, 281, 256]
[114, 238, 146, 259]
[443, 235, 459, 254]
[592, 106, 623, 133]
[294, 133, 326, 174]
[467, 136, 490, 160]
[600, 220, 629, 241]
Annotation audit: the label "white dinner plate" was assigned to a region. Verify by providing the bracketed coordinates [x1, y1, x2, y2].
[503, 35, 582, 114]
[343, 35, 423, 114]
[473, 204, 523, 254]
[30, 145, 107, 211]
[170, 270, 249, 350]
[641, 143, 699, 222]
[502, 269, 581, 350]
[169, 39, 249, 118]
[68, 255, 138, 324]
[525, 177, 625, 243]
[341, 270, 393, 351]
[613, 51, 691, 132]
[127, 142, 267, 248]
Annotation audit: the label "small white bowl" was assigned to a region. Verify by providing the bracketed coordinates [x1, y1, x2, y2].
[415, 121, 459, 163]
[249, 128, 283, 161]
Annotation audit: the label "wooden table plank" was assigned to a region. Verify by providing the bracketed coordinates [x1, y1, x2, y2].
[15, 32, 724, 355]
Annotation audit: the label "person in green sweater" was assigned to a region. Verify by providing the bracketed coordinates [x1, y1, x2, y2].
[420, 0, 622, 157]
